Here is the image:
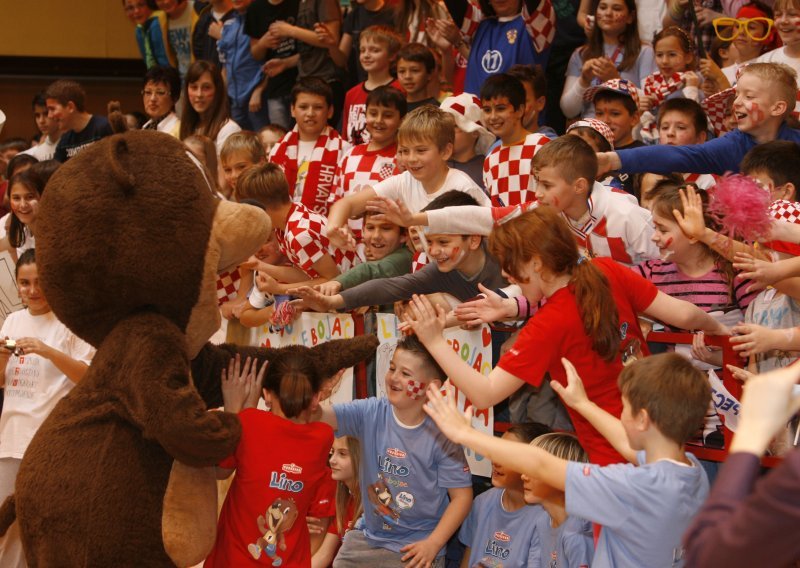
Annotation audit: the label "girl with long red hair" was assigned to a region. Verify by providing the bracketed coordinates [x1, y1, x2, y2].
[404, 206, 728, 465]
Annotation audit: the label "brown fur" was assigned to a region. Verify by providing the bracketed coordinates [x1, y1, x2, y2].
[6, 130, 378, 566]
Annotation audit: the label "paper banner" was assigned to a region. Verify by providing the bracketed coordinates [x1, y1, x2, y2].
[0, 250, 23, 328]
[376, 314, 494, 477]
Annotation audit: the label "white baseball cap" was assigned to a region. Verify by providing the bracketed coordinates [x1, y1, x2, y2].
[440, 93, 496, 155]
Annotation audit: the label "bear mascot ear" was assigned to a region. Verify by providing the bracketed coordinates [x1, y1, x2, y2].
[309, 335, 380, 379]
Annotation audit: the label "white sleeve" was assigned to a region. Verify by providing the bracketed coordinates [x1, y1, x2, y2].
[373, 173, 404, 201]
[626, 207, 661, 263]
[426, 206, 494, 235]
[561, 50, 588, 118]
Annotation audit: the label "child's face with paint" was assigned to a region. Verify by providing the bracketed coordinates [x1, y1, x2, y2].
[658, 110, 704, 146]
[385, 348, 438, 410]
[595, 0, 633, 36]
[491, 432, 526, 491]
[534, 166, 583, 212]
[774, 3, 800, 47]
[651, 209, 694, 262]
[594, 98, 638, 147]
[427, 234, 473, 272]
[732, 73, 783, 132]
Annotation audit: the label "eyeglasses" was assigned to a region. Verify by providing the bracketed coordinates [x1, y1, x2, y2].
[712, 17, 774, 41]
[141, 89, 170, 98]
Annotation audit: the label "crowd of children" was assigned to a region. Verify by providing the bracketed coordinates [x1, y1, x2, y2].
[4, 0, 800, 565]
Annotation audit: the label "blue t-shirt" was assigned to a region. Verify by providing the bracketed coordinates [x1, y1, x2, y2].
[532, 512, 593, 568]
[218, 12, 264, 105]
[459, 487, 547, 567]
[334, 397, 472, 554]
[565, 451, 709, 568]
[465, 15, 548, 97]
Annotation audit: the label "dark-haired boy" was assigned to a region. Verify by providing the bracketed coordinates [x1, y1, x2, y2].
[656, 98, 716, 190]
[294, 190, 507, 312]
[46, 80, 113, 163]
[507, 64, 555, 138]
[481, 73, 550, 207]
[740, 140, 800, 203]
[397, 43, 440, 112]
[21, 93, 62, 161]
[426, 352, 711, 567]
[269, 78, 350, 215]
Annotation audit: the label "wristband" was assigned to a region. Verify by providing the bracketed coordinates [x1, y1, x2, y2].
[515, 296, 529, 319]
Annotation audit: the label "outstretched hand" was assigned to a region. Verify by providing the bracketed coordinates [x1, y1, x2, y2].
[453, 284, 512, 326]
[402, 294, 447, 345]
[288, 286, 337, 312]
[423, 383, 472, 445]
[673, 185, 707, 241]
[551, 358, 590, 409]
[733, 252, 778, 293]
[221, 355, 268, 413]
[365, 196, 415, 227]
[326, 225, 357, 252]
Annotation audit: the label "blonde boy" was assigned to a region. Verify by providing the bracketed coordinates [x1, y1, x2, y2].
[342, 25, 404, 145]
[326, 105, 490, 250]
[220, 131, 267, 200]
[600, 63, 800, 175]
[425, 353, 711, 568]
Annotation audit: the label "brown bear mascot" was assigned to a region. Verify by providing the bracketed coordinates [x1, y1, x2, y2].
[0, 130, 377, 566]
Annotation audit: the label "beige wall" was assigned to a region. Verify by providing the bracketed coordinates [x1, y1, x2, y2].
[0, 1, 140, 59]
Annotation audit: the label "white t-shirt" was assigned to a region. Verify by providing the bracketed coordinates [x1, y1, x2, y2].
[0, 309, 94, 459]
[373, 168, 490, 213]
[294, 140, 316, 202]
[21, 136, 59, 161]
[214, 118, 242, 155]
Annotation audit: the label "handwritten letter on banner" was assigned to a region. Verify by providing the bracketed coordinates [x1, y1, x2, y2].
[376, 314, 494, 477]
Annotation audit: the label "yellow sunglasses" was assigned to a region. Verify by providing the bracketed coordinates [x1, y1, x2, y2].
[712, 17, 774, 41]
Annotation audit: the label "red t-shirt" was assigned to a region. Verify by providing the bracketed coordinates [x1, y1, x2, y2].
[205, 409, 336, 568]
[498, 258, 658, 466]
[342, 79, 404, 145]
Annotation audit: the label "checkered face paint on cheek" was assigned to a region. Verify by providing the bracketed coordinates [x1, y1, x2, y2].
[406, 380, 427, 399]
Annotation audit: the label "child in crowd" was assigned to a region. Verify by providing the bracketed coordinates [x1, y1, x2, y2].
[331, 86, 405, 240]
[140, 66, 182, 137]
[561, 0, 655, 119]
[125, 0, 174, 69]
[507, 64, 556, 138]
[21, 93, 62, 161]
[440, 94, 495, 188]
[235, 231, 288, 328]
[45, 80, 113, 163]
[713, 2, 777, 86]
[341, 26, 403, 146]
[314, 334, 473, 568]
[295, 191, 507, 314]
[216, 0, 269, 131]
[184, 134, 222, 195]
[311, 436, 364, 566]
[459, 423, 552, 568]
[425, 352, 711, 567]
[157, 0, 201, 78]
[179, 61, 242, 153]
[259, 124, 288, 155]
[316, 210, 411, 297]
[205, 353, 336, 567]
[740, 140, 800, 203]
[481, 74, 550, 207]
[326, 105, 490, 251]
[2, 168, 45, 260]
[566, 117, 615, 152]
[237, 162, 358, 295]
[270, 78, 350, 216]
[220, 131, 267, 200]
[400, 206, 726, 466]
[757, 0, 800, 90]
[396, 43, 440, 113]
[656, 98, 716, 189]
[523, 433, 594, 568]
[600, 63, 800, 176]
[0, 250, 94, 567]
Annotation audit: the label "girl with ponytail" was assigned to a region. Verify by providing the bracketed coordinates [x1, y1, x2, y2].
[405, 206, 728, 465]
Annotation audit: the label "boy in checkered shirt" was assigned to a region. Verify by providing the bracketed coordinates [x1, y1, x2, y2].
[237, 162, 360, 296]
[326, 105, 491, 251]
[481, 73, 550, 207]
[330, 86, 406, 244]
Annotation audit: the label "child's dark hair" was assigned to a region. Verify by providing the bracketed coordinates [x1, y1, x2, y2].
[421, 190, 480, 212]
[143, 65, 182, 104]
[657, 98, 708, 135]
[366, 86, 408, 118]
[179, 61, 230, 142]
[6, 153, 38, 180]
[291, 77, 333, 107]
[15, 248, 35, 279]
[29, 160, 60, 187]
[237, 162, 290, 208]
[7, 169, 45, 248]
[396, 42, 436, 74]
[45, 80, 87, 112]
[533, 136, 598, 188]
[506, 422, 552, 444]
[31, 92, 47, 109]
[259, 124, 288, 139]
[263, 349, 324, 419]
[1, 139, 30, 155]
[631, 171, 684, 203]
[653, 27, 697, 69]
[396, 334, 447, 382]
[480, 73, 526, 110]
[741, 140, 800, 191]
[507, 64, 547, 100]
[593, 90, 638, 116]
[490, 207, 621, 361]
[708, 37, 732, 68]
[618, 353, 710, 445]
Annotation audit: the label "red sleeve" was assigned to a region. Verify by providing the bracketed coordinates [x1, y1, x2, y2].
[308, 472, 337, 518]
[598, 257, 658, 311]
[219, 408, 260, 468]
[496, 309, 562, 386]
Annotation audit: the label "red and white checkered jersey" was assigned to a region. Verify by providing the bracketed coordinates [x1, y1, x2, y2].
[216, 268, 242, 306]
[484, 132, 550, 207]
[461, 0, 556, 53]
[330, 143, 398, 204]
[411, 250, 429, 273]
[684, 172, 718, 190]
[276, 202, 359, 278]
